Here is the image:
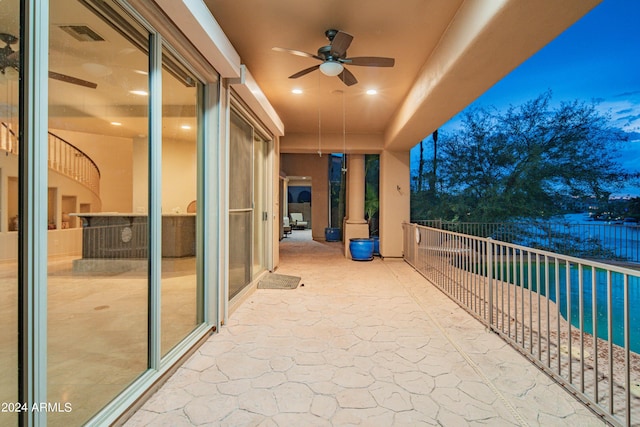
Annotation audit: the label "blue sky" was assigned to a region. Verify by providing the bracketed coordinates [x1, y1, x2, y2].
[412, 0, 640, 196]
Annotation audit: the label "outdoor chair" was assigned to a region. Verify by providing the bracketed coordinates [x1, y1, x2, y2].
[283, 216, 292, 236]
[290, 212, 308, 229]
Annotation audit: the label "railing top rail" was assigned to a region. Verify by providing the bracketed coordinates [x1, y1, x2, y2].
[413, 218, 631, 226]
[2, 122, 101, 179]
[407, 221, 640, 277]
[48, 131, 101, 178]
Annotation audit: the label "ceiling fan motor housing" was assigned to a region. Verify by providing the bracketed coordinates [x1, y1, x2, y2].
[318, 45, 344, 61]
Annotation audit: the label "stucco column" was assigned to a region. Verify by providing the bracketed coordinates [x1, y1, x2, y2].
[379, 149, 410, 258]
[346, 154, 367, 224]
[344, 154, 369, 257]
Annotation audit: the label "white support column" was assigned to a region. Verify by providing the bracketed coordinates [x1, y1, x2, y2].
[379, 150, 411, 258]
[343, 154, 369, 258]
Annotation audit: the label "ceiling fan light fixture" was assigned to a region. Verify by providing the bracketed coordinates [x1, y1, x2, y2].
[319, 61, 343, 77]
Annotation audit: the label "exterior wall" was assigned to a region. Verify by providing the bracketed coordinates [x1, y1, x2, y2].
[379, 150, 411, 257]
[280, 153, 328, 240]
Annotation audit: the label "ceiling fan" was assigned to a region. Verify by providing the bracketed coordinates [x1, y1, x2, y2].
[0, 33, 98, 89]
[273, 29, 394, 86]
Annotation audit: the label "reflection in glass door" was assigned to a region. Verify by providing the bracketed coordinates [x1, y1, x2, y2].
[160, 46, 203, 356]
[0, 0, 19, 425]
[47, 1, 149, 424]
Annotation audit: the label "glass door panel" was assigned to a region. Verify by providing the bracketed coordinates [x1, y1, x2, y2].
[160, 47, 202, 356]
[0, 0, 19, 425]
[47, 1, 149, 424]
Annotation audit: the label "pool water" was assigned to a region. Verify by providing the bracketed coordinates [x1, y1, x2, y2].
[499, 262, 640, 353]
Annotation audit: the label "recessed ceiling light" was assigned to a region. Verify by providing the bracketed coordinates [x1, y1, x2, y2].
[111, 121, 122, 126]
[366, 89, 378, 95]
[292, 89, 303, 94]
[181, 125, 192, 130]
[129, 90, 148, 96]
[82, 62, 112, 77]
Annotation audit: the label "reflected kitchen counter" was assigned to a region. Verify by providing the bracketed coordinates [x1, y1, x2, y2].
[71, 213, 196, 259]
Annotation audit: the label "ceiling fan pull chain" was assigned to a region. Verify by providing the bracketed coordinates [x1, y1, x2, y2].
[317, 73, 322, 157]
[341, 90, 347, 173]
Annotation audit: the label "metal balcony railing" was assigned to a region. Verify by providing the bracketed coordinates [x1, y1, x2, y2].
[416, 219, 640, 265]
[1, 122, 101, 195]
[403, 222, 639, 427]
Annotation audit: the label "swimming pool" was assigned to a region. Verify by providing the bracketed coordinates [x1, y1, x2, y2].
[504, 262, 640, 353]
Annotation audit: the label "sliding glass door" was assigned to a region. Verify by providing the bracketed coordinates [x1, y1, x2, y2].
[47, 2, 151, 424]
[0, 0, 19, 425]
[8, 0, 218, 423]
[229, 110, 253, 298]
[228, 108, 270, 300]
[160, 46, 203, 356]
[43, 0, 210, 424]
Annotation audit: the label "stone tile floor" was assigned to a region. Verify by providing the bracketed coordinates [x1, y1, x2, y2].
[124, 232, 605, 426]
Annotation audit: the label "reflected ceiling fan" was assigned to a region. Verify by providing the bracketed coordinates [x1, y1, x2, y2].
[273, 29, 394, 86]
[0, 33, 98, 89]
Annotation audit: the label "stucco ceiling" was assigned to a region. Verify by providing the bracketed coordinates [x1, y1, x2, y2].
[0, 0, 601, 151]
[205, 0, 464, 136]
[204, 0, 601, 152]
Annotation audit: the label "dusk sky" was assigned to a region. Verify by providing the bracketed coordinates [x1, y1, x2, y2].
[412, 0, 640, 196]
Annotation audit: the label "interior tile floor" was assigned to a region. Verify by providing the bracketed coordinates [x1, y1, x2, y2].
[124, 231, 605, 426]
[0, 255, 198, 427]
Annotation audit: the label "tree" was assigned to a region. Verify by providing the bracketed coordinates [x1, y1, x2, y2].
[364, 155, 380, 234]
[428, 129, 438, 199]
[417, 139, 424, 192]
[412, 92, 629, 222]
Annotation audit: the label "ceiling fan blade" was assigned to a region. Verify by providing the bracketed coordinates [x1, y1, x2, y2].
[338, 67, 357, 86]
[344, 57, 395, 67]
[273, 47, 322, 61]
[330, 31, 353, 58]
[289, 64, 320, 79]
[0, 33, 18, 45]
[49, 71, 97, 89]
[6, 51, 20, 70]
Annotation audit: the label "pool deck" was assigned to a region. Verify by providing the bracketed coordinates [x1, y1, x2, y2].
[124, 230, 606, 426]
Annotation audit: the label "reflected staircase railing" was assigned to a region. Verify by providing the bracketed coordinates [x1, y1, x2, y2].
[1, 122, 101, 195]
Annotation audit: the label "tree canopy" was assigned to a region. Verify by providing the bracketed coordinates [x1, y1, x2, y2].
[411, 92, 631, 222]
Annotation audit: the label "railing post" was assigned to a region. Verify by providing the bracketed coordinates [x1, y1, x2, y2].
[487, 237, 494, 327]
[413, 223, 419, 267]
